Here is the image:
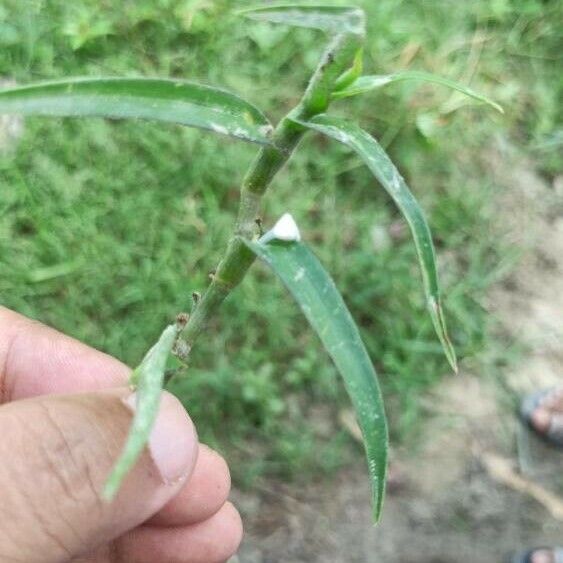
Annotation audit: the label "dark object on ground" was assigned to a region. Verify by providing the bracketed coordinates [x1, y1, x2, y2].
[520, 388, 563, 449]
[510, 547, 563, 563]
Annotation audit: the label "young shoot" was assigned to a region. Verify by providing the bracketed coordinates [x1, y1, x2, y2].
[0, 4, 501, 524]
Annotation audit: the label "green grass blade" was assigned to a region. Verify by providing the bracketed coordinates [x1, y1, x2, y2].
[293, 115, 458, 372]
[331, 74, 394, 98]
[243, 225, 388, 522]
[103, 324, 178, 500]
[332, 71, 503, 113]
[0, 78, 273, 144]
[239, 5, 365, 35]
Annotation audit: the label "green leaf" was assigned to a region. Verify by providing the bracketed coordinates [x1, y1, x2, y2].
[239, 4, 365, 35]
[0, 78, 273, 144]
[332, 70, 503, 113]
[243, 224, 388, 522]
[293, 115, 458, 372]
[334, 47, 364, 91]
[103, 324, 178, 500]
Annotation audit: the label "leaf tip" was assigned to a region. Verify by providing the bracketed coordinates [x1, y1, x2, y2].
[370, 475, 386, 524]
[447, 347, 459, 375]
[428, 296, 458, 374]
[372, 499, 383, 525]
[102, 472, 121, 502]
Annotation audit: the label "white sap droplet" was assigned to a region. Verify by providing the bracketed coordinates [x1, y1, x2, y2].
[232, 126, 248, 138]
[260, 213, 301, 244]
[388, 168, 402, 194]
[259, 124, 274, 137]
[209, 122, 229, 136]
[293, 267, 305, 281]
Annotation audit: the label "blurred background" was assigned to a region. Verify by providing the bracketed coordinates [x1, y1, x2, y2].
[0, 0, 561, 560]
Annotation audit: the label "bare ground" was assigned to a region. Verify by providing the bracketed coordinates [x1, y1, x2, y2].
[233, 138, 563, 562]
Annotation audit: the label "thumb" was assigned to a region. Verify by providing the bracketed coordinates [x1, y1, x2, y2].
[0, 388, 198, 563]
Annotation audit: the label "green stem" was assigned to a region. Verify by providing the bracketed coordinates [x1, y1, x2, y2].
[174, 32, 362, 363]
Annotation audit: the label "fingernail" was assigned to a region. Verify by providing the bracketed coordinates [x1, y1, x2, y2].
[125, 391, 198, 482]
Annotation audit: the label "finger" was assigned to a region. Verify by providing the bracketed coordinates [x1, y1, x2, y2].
[114, 502, 243, 563]
[0, 306, 129, 402]
[149, 444, 231, 527]
[0, 388, 198, 563]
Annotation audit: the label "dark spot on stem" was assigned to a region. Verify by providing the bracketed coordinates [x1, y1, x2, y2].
[176, 312, 189, 328]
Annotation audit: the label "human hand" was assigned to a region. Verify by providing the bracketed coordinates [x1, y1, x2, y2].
[0, 307, 242, 562]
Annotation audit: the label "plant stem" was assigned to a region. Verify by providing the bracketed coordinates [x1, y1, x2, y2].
[173, 32, 362, 364]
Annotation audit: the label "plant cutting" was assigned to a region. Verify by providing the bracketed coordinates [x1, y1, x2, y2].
[0, 5, 501, 523]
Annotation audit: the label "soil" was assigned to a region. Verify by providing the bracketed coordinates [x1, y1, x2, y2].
[232, 138, 563, 562]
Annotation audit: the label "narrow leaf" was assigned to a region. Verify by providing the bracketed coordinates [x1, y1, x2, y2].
[104, 324, 178, 500]
[0, 78, 273, 144]
[332, 70, 503, 113]
[293, 115, 458, 372]
[334, 47, 364, 91]
[239, 5, 365, 35]
[243, 228, 388, 521]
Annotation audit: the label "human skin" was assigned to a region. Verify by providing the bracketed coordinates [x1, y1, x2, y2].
[0, 306, 242, 562]
[529, 388, 563, 439]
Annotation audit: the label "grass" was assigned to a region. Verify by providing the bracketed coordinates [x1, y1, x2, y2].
[0, 0, 560, 482]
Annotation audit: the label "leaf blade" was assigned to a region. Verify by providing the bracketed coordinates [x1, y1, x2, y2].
[293, 115, 458, 372]
[239, 4, 365, 35]
[0, 78, 273, 144]
[103, 324, 178, 500]
[332, 70, 503, 113]
[243, 235, 388, 521]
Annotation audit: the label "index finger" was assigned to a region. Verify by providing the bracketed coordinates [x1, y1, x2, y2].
[0, 306, 129, 403]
